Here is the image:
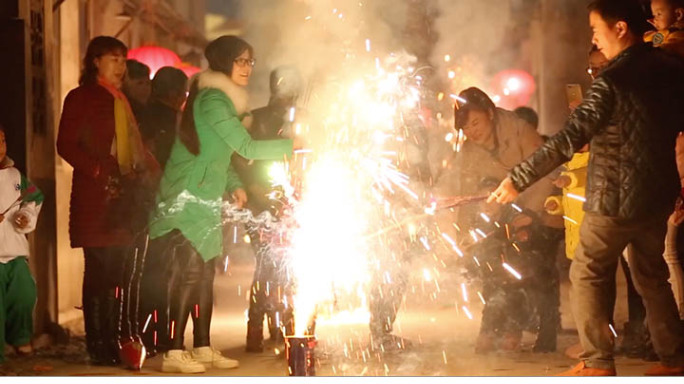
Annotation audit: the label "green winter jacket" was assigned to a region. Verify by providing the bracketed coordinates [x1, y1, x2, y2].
[149, 71, 293, 261]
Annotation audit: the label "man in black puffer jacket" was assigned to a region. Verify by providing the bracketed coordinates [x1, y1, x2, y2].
[488, 0, 684, 376]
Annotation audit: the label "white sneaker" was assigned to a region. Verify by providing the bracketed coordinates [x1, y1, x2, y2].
[161, 349, 206, 374]
[191, 346, 239, 369]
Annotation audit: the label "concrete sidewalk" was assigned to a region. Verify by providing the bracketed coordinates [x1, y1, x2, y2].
[0, 253, 663, 376]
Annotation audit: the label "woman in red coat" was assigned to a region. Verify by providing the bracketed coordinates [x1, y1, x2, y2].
[57, 36, 158, 366]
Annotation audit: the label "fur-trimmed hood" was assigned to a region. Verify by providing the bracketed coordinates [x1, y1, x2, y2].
[197, 70, 250, 115]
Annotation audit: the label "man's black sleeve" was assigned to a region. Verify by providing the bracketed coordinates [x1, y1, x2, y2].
[509, 76, 615, 192]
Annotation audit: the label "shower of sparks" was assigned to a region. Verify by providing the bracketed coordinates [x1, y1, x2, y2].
[566, 193, 586, 202]
[142, 314, 152, 333]
[609, 323, 618, 338]
[166, 3, 557, 374]
[449, 94, 467, 104]
[421, 268, 431, 282]
[461, 283, 468, 302]
[502, 262, 522, 280]
[563, 215, 579, 225]
[462, 306, 473, 320]
[241, 44, 435, 336]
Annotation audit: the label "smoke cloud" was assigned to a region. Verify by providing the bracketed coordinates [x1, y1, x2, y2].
[239, 0, 520, 106]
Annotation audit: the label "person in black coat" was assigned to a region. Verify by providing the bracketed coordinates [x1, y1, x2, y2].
[139, 67, 188, 169]
[137, 66, 188, 356]
[489, 0, 684, 375]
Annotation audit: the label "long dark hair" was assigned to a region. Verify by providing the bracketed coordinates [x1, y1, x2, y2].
[79, 36, 128, 86]
[179, 36, 254, 155]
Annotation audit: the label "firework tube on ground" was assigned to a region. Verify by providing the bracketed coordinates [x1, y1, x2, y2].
[285, 335, 317, 376]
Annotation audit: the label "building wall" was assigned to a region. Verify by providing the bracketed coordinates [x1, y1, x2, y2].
[537, 0, 592, 135]
[29, 0, 59, 335]
[55, 0, 85, 330]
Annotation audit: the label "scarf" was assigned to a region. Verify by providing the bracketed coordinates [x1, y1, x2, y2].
[98, 77, 147, 176]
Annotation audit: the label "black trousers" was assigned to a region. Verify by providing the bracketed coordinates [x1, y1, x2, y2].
[246, 225, 293, 345]
[529, 226, 564, 347]
[161, 231, 216, 350]
[477, 224, 563, 348]
[82, 246, 128, 362]
[139, 236, 174, 352]
[480, 282, 532, 335]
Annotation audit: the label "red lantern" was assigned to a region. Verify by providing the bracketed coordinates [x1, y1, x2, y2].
[176, 63, 201, 79]
[128, 46, 182, 78]
[491, 69, 536, 109]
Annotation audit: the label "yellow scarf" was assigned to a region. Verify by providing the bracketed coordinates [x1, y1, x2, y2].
[98, 78, 147, 176]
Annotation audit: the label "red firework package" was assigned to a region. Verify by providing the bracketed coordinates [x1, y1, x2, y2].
[119, 338, 146, 370]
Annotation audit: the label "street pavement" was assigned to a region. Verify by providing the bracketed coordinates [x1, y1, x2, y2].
[0, 245, 664, 377]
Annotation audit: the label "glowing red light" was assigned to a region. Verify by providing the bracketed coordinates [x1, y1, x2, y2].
[128, 46, 182, 78]
[492, 69, 536, 109]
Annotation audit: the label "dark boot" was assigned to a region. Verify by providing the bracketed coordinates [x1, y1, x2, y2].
[83, 292, 119, 366]
[83, 293, 107, 365]
[533, 312, 558, 353]
[246, 322, 264, 353]
[102, 288, 122, 365]
[619, 321, 650, 359]
[533, 332, 557, 353]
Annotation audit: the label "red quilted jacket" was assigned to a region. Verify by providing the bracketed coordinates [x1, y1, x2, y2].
[57, 83, 133, 248]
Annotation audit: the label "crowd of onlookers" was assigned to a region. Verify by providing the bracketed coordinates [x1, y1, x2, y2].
[1, 0, 684, 377]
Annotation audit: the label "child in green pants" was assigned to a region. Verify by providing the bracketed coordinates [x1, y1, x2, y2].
[0, 125, 43, 363]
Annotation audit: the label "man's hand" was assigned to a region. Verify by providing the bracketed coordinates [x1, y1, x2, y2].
[232, 188, 248, 209]
[553, 175, 572, 188]
[14, 213, 29, 229]
[569, 100, 581, 112]
[487, 177, 519, 204]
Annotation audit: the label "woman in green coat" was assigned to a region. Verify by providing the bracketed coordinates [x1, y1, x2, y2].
[148, 36, 294, 373]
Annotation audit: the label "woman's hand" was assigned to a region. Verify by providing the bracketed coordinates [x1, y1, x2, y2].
[292, 135, 308, 151]
[670, 198, 684, 226]
[487, 177, 519, 204]
[232, 188, 248, 208]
